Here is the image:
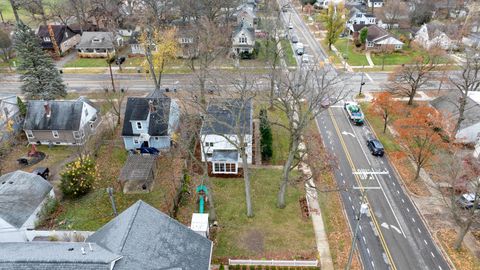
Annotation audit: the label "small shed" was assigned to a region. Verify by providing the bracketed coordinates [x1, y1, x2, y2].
[119, 155, 157, 193]
[190, 213, 209, 238]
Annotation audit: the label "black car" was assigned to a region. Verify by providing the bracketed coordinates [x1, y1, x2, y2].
[32, 167, 50, 180]
[367, 138, 384, 157]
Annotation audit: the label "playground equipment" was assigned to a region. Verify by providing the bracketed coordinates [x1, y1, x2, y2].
[196, 185, 209, 213]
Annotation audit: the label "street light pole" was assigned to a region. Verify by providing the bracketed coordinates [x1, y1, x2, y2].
[359, 65, 365, 96]
[106, 187, 118, 216]
[346, 203, 369, 270]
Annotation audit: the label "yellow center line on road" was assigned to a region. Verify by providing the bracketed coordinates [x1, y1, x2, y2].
[328, 108, 397, 270]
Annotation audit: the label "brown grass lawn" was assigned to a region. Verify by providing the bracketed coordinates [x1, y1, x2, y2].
[437, 229, 480, 270]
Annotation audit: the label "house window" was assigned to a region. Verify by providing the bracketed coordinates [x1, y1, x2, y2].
[239, 36, 247, 44]
[73, 131, 81, 139]
[43, 37, 51, 42]
[26, 130, 34, 138]
[134, 138, 139, 144]
[180, 37, 193, 44]
[213, 162, 237, 174]
[154, 137, 159, 140]
[85, 109, 88, 117]
[136, 122, 142, 129]
[205, 142, 214, 147]
[52, 130, 59, 138]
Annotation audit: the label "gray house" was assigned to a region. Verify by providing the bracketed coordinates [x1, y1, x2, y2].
[231, 24, 255, 56]
[76, 32, 116, 58]
[0, 171, 54, 242]
[0, 95, 23, 142]
[122, 91, 179, 151]
[0, 200, 213, 269]
[431, 91, 480, 144]
[23, 98, 101, 146]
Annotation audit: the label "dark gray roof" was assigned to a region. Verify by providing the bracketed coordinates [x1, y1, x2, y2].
[76, 32, 114, 49]
[37, 25, 78, 50]
[24, 100, 85, 131]
[0, 171, 53, 228]
[430, 91, 480, 130]
[0, 242, 121, 269]
[352, 24, 368, 32]
[87, 200, 212, 270]
[121, 96, 172, 136]
[201, 99, 253, 135]
[118, 155, 157, 183]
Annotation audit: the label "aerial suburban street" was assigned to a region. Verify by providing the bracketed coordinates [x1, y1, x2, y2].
[282, 0, 451, 269]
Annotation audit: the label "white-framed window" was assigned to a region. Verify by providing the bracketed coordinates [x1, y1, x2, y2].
[134, 138, 139, 144]
[73, 131, 81, 139]
[180, 37, 193, 44]
[239, 36, 247, 44]
[52, 130, 59, 138]
[136, 122, 142, 129]
[213, 162, 237, 174]
[204, 142, 214, 147]
[154, 137, 159, 140]
[43, 37, 51, 42]
[26, 130, 34, 139]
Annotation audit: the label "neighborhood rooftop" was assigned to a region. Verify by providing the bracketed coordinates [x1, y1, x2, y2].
[0, 171, 53, 229]
[121, 96, 172, 137]
[200, 99, 253, 135]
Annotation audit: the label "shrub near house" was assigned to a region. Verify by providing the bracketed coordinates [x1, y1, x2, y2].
[60, 156, 97, 198]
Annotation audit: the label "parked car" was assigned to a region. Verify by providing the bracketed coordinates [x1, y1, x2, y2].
[366, 137, 384, 156]
[457, 193, 480, 209]
[321, 97, 333, 108]
[282, 6, 288, 12]
[32, 167, 50, 180]
[301, 54, 310, 64]
[288, 23, 293, 29]
[291, 34, 299, 43]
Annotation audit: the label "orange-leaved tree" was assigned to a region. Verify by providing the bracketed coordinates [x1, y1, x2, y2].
[369, 92, 403, 133]
[394, 106, 451, 181]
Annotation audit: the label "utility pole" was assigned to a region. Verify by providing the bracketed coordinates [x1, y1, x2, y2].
[346, 203, 369, 270]
[359, 65, 365, 96]
[106, 51, 116, 92]
[344, 33, 350, 71]
[106, 187, 118, 216]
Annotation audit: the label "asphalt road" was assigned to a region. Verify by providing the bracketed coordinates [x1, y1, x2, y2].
[280, 1, 451, 269]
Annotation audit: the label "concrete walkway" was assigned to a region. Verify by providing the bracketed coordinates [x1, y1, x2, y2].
[365, 51, 374, 67]
[298, 142, 334, 270]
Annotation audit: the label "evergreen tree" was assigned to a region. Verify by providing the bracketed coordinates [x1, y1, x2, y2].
[14, 22, 66, 100]
[259, 109, 273, 161]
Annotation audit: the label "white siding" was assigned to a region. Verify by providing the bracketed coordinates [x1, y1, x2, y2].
[456, 122, 480, 143]
[200, 134, 253, 164]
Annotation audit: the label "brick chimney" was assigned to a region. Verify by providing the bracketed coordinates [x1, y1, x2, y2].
[44, 101, 51, 118]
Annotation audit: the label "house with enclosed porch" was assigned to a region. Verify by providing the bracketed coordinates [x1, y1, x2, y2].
[36, 25, 81, 55]
[76, 32, 116, 58]
[0, 171, 54, 242]
[121, 90, 179, 150]
[23, 97, 101, 146]
[200, 99, 253, 175]
[346, 8, 376, 29]
[231, 24, 255, 56]
[0, 95, 23, 142]
[0, 200, 213, 269]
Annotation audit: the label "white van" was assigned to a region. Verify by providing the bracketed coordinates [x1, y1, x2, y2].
[295, 42, 304, 55]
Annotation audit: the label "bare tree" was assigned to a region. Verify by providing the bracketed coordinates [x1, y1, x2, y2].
[103, 87, 127, 126]
[378, 0, 407, 28]
[274, 64, 348, 208]
[449, 51, 480, 135]
[186, 17, 229, 103]
[8, 0, 21, 23]
[18, 0, 48, 25]
[262, 13, 284, 108]
[388, 48, 443, 105]
[199, 74, 256, 217]
[68, 0, 92, 32]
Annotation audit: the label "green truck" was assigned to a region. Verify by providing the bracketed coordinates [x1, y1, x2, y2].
[344, 101, 364, 126]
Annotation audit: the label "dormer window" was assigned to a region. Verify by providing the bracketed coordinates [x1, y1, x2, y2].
[136, 122, 142, 129]
[239, 36, 247, 44]
[43, 37, 51, 42]
[92, 37, 102, 43]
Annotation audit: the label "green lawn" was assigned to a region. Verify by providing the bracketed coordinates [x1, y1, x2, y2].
[64, 57, 109, 68]
[0, 57, 16, 68]
[52, 144, 168, 231]
[211, 168, 316, 261]
[333, 38, 369, 66]
[0, 0, 56, 25]
[280, 39, 297, 67]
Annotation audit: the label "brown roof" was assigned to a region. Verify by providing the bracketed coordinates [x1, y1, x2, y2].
[366, 25, 389, 41]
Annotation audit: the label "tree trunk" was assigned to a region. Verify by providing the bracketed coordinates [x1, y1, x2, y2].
[0, 10, 4, 23]
[269, 74, 275, 108]
[454, 96, 467, 135]
[277, 139, 298, 208]
[383, 116, 388, 133]
[108, 63, 116, 92]
[407, 89, 416, 105]
[9, 0, 20, 23]
[414, 164, 421, 182]
[454, 220, 473, 250]
[382, 55, 386, 71]
[241, 149, 254, 217]
[204, 174, 217, 221]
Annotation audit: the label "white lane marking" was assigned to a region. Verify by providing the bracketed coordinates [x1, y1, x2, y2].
[365, 73, 374, 83]
[371, 261, 375, 268]
[412, 217, 416, 223]
[380, 160, 384, 164]
[390, 225, 402, 235]
[401, 199, 405, 203]
[348, 196, 352, 201]
[381, 222, 390, 229]
[418, 228, 422, 234]
[359, 225, 362, 231]
[367, 248, 371, 255]
[438, 266, 442, 270]
[342, 109, 407, 237]
[392, 182, 396, 186]
[352, 205, 355, 210]
[340, 172, 343, 177]
[343, 180, 346, 184]
[363, 236, 366, 243]
[431, 252, 435, 258]
[388, 175, 391, 179]
[424, 239, 428, 245]
[397, 190, 400, 194]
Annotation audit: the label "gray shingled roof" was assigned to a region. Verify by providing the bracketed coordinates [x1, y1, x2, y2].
[0, 171, 53, 228]
[430, 92, 480, 130]
[121, 96, 172, 137]
[0, 242, 121, 269]
[76, 31, 114, 49]
[118, 155, 156, 183]
[23, 100, 84, 131]
[201, 99, 253, 135]
[87, 200, 212, 270]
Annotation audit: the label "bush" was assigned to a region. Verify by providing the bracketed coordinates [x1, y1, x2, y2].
[259, 109, 273, 161]
[35, 197, 59, 227]
[60, 155, 97, 198]
[219, 264, 225, 270]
